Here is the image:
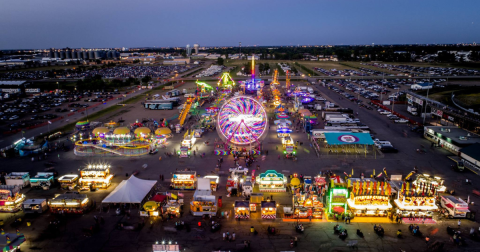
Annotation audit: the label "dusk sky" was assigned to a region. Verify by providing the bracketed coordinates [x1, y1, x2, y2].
[1, 0, 479, 49]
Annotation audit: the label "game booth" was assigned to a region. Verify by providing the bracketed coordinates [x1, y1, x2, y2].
[79, 165, 113, 190]
[347, 178, 392, 217]
[22, 199, 48, 214]
[327, 176, 349, 217]
[234, 200, 250, 219]
[190, 178, 217, 217]
[163, 198, 183, 219]
[48, 193, 90, 214]
[293, 193, 324, 219]
[248, 193, 263, 212]
[440, 195, 470, 218]
[261, 201, 277, 219]
[256, 170, 287, 192]
[0, 185, 25, 212]
[391, 175, 444, 219]
[30, 172, 55, 190]
[5, 172, 30, 189]
[58, 174, 80, 190]
[171, 171, 196, 190]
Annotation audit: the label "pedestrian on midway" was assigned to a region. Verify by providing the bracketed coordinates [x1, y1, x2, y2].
[458, 219, 461, 228]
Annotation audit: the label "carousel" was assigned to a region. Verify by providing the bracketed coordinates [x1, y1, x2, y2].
[134, 127, 151, 139]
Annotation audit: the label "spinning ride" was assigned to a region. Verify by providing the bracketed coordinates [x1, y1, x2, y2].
[217, 96, 268, 145]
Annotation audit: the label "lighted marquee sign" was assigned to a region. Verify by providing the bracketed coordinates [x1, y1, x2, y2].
[337, 135, 360, 143]
[217, 96, 268, 145]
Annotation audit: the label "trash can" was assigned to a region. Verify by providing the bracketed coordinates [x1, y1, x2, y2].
[27, 222, 31, 227]
[250, 226, 254, 233]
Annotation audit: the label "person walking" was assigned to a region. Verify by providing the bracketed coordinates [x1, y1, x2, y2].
[458, 219, 461, 228]
[425, 236, 430, 246]
[58, 154, 60, 159]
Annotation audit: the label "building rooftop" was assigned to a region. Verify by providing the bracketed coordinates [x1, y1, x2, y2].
[0, 81, 27, 86]
[425, 126, 480, 145]
[460, 143, 480, 161]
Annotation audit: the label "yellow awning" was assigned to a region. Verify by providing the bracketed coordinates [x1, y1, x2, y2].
[155, 127, 172, 135]
[92, 127, 110, 135]
[134, 127, 151, 136]
[113, 127, 130, 135]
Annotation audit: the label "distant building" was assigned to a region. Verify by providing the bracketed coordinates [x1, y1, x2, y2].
[193, 44, 199, 54]
[48, 49, 119, 60]
[163, 58, 190, 65]
[186, 44, 192, 57]
[424, 126, 480, 154]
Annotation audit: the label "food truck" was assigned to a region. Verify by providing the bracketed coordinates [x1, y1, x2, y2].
[5, 172, 30, 189]
[171, 171, 196, 190]
[140, 194, 167, 217]
[256, 170, 287, 192]
[204, 175, 219, 191]
[48, 193, 90, 214]
[293, 193, 324, 219]
[440, 195, 470, 218]
[249, 193, 263, 212]
[190, 178, 217, 217]
[347, 178, 392, 217]
[0, 185, 25, 212]
[234, 200, 250, 219]
[79, 165, 113, 190]
[391, 175, 440, 219]
[30, 172, 55, 190]
[282, 136, 295, 151]
[22, 199, 48, 214]
[58, 175, 79, 190]
[261, 201, 277, 219]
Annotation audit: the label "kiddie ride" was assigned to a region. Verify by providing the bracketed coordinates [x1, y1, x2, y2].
[178, 130, 196, 158]
[74, 138, 151, 156]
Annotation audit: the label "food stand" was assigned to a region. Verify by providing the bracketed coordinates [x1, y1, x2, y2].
[140, 194, 167, 217]
[440, 195, 470, 218]
[79, 165, 113, 190]
[256, 170, 287, 192]
[347, 178, 392, 217]
[5, 172, 30, 189]
[392, 175, 440, 219]
[48, 193, 90, 214]
[327, 176, 348, 215]
[190, 191, 217, 217]
[261, 201, 277, 219]
[164, 199, 183, 218]
[249, 193, 263, 212]
[204, 175, 219, 191]
[22, 199, 48, 214]
[0, 185, 25, 212]
[293, 193, 324, 219]
[30, 172, 54, 190]
[171, 171, 196, 190]
[58, 175, 79, 190]
[234, 200, 250, 219]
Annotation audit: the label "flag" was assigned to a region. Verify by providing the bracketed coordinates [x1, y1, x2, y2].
[171, 193, 177, 199]
[48, 121, 52, 124]
[178, 192, 184, 197]
[165, 192, 171, 196]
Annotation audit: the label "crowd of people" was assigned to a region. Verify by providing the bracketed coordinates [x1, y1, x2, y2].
[0, 64, 195, 80]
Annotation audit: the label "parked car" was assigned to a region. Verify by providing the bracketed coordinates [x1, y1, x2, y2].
[379, 146, 399, 153]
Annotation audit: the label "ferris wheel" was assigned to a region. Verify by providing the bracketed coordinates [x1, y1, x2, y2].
[216, 96, 268, 145]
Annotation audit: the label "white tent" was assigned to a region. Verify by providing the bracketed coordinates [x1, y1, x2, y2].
[102, 175, 157, 204]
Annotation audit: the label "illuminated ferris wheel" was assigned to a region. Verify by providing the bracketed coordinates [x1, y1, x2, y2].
[217, 96, 268, 145]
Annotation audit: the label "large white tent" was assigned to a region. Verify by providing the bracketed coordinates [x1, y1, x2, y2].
[102, 175, 157, 204]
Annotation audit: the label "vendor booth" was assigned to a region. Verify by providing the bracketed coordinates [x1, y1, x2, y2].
[5, 172, 30, 189]
[155, 128, 172, 144]
[261, 201, 276, 219]
[234, 200, 250, 219]
[22, 199, 48, 214]
[30, 172, 54, 190]
[140, 194, 167, 217]
[0, 232, 26, 252]
[327, 176, 348, 216]
[348, 178, 392, 217]
[440, 195, 470, 218]
[392, 175, 440, 219]
[181, 135, 196, 150]
[293, 193, 324, 219]
[0, 185, 25, 212]
[256, 170, 287, 192]
[249, 193, 263, 212]
[79, 164, 113, 190]
[204, 175, 219, 191]
[58, 175, 79, 190]
[171, 171, 196, 190]
[190, 178, 217, 216]
[49, 193, 90, 214]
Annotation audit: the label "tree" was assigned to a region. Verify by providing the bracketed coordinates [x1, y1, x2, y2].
[142, 76, 152, 84]
[217, 57, 224, 66]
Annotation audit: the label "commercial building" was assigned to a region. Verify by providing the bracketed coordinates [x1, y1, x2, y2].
[424, 126, 480, 154]
[163, 58, 190, 65]
[459, 143, 480, 172]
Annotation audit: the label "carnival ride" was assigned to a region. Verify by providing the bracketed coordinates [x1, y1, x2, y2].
[286, 70, 291, 89]
[217, 72, 235, 88]
[74, 138, 151, 156]
[179, 97, 196, 126]
[216, 96, 268, 145]
[271, 69, 280, 85]
[196, 80, 213, 93]
[241, 55, 263, 92]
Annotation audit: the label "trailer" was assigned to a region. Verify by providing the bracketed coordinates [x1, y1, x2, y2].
[144, 102, 173, 110]
[440, 195, 470, 218]
[5, 172, 30, 188]
[30, 172, 55, 190]
[22, 199, 48, 214]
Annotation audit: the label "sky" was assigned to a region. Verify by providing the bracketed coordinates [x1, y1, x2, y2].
[0, 0, 479, 49]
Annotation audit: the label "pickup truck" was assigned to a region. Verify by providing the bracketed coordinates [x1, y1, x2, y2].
[229, 166, 249, 174]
